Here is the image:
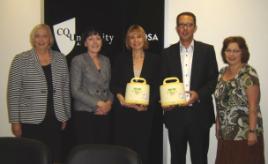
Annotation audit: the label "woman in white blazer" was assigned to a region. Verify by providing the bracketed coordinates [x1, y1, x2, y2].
[7, 24, 71, 163]
[71, 28, 113, 145]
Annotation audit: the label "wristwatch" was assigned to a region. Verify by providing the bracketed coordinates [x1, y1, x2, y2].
[248, 129, 256, 133]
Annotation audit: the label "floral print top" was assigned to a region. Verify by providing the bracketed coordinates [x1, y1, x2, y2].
[214, 64, 263, 140]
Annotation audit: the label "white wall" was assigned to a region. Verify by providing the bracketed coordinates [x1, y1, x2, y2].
[164, 0, 268, 163]
[0, 0, 43, 136]
[0, 0, 267, 163]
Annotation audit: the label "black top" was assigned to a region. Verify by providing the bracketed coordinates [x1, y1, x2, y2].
[42, 64, 56, 122]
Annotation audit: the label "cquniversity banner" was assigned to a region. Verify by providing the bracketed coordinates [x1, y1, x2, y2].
[45, 0, 164, 65]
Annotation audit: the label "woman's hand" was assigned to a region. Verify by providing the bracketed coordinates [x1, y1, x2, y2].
[245, 84, 260, 146]
[132, 104, 148, 112]
[116, 94, 134, 108]
[95, 101, 106, 115]
[247, 132, 257, 146]
[95, 100, 112, 115]
[215, 117, 221, 140]
[116, 93, 148, 111]
[11, 123, 22, 137]
[121, 101, 148, 112]
[102, 100, 112, 113]
[61, 121, 67, 130]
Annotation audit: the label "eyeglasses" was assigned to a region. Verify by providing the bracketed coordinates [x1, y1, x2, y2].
[178, 23, 194, 29]
[225, 49, 241, 54]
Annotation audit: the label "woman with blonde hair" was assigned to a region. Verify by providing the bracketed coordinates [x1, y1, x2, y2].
[7, 24, 71, 163]
[111, 25, 160, 164]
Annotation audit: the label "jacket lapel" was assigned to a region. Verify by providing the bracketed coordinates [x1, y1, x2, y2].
[190, 41, 200, 88]
[127, 52, 135, 78]
[31, 49, 46, 81]
[173, 43, 183, 82]
[140, 52, 148, 79]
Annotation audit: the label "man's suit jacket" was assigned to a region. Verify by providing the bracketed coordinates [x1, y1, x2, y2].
[161, 41, 218, 128]
[8, 49, 71, 124]
[71, 53, 114, 113]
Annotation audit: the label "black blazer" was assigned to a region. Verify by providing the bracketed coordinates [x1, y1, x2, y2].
[161, 41, 218, 128]
[111, 51, 160, 110]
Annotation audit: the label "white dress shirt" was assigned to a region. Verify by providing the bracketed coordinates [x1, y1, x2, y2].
[180, 41, 194, 101]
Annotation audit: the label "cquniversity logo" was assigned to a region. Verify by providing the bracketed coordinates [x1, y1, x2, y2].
[53, 18, 81, 55]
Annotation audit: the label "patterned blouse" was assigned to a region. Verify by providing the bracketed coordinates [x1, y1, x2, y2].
[214, 64, 263, 140]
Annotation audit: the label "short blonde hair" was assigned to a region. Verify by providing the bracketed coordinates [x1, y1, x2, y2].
[125, 25, 149, 50]
[30, 24, 54, 48]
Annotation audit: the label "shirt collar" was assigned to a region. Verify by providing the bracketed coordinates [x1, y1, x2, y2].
[180, 40, 194, 52]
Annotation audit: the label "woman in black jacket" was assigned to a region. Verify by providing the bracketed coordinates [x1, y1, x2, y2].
[111, 25, 161, 164]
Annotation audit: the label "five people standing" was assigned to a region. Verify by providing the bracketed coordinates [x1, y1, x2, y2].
[6, 12, 265, 164]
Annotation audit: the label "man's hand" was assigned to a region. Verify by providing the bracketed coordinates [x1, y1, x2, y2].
[184, 90, 199, 106]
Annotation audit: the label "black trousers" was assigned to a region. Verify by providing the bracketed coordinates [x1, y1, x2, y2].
[113, 105, 153, 164]
[165, 110, 210, 164]
[22, 114, 62, 162]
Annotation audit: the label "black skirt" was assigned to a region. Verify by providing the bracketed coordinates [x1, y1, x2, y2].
[22, 111, 62, 162]
[73, 111, 111, 145]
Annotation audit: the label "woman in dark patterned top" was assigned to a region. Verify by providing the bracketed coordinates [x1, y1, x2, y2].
[214, 36, 264, 164]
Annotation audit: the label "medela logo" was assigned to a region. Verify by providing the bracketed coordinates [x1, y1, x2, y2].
[53, 18, 81, 55]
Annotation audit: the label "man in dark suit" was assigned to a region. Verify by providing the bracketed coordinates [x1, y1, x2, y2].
[161, 12, 218, 164]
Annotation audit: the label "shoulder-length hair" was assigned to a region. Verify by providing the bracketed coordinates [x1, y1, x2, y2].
[30, 24, 54, 48]
[125, 24, 149, 50]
